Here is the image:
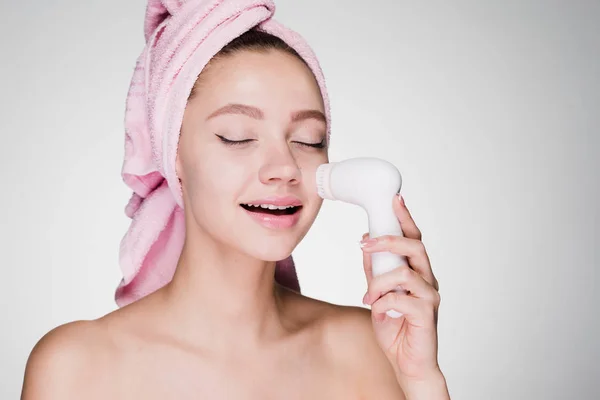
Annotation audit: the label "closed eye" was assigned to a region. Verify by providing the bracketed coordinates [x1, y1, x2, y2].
[217, 135, 253, 146]
[296, 139, 326, 149]
[216, 134, 326, 149]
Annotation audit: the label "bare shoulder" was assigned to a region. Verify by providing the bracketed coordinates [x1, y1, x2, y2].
[321, 303, 406, 399]
[21, 319, 114, 399]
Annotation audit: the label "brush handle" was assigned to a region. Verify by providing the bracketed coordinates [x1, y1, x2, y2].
[370, 252, 408, 318]
[368, 196, 408, 319]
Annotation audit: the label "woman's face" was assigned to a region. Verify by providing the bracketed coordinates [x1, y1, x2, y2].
[176, 49, 328, 262]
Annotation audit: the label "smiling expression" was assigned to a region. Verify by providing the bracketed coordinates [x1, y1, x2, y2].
[175, 48, 329, 260]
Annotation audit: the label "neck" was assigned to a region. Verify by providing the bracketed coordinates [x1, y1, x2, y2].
[159, 227, 290, 353]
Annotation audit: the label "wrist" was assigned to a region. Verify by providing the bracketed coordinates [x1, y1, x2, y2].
[397, 368, 450, 400]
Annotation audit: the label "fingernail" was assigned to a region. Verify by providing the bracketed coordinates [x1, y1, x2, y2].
[399, 194, 405, 206]
[359, 238, 377, 247]
[362, 292, 370, 305]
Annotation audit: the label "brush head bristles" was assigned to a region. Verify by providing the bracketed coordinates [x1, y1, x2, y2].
[316, 162, 337, 200]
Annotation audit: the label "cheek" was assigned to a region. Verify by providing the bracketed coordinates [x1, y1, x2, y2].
[303, 164, 317, 196]
[184, 163, 245, 238]
[184, 152, 250, 225]
[188, 156, 245, 201]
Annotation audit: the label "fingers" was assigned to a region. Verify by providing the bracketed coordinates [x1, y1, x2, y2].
[360, 196, 441, 326]
[363, 266, 440, 307]
[394, 195, 422, 241]
[370, 290, 437, 326]
[359, 195, 440, 303]
[361, 235, 438, 291]
[401, 197, 440, 291]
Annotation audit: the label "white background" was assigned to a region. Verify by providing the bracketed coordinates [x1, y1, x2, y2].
[2, 0, 599, 398]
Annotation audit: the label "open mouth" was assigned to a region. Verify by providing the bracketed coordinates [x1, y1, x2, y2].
[240, 204, 302, 216]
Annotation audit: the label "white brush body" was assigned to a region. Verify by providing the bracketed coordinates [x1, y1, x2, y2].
[316, 157, 408, 318]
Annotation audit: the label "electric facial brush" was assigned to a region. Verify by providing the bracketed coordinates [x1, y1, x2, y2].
[316, 157, 408, 318]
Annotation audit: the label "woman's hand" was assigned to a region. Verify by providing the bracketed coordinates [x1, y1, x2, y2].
[360, 195, 449, 398]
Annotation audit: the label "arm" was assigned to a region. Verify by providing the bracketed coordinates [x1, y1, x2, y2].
[396, 369, 451, 400]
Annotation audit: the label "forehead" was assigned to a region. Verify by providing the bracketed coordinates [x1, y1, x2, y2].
[193, 49, 324, 111]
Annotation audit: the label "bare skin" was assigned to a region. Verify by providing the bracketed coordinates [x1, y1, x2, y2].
[22, 288, 403, 399]
[21, 49, 406, 399]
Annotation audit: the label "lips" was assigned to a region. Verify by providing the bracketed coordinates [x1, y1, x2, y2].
[242, 195, 303, 207]
[239, 195, 304, 229]
[240, 202, 303, 229]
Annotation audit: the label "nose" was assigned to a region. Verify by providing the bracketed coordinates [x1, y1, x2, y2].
[258, 146, 302, 186]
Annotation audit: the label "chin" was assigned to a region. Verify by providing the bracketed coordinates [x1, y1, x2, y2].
[247, 241, 297, 262]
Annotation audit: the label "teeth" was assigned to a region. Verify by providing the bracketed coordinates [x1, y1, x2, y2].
[244, 203, 297, 210]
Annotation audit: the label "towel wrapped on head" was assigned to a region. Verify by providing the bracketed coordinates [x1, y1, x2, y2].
[116, 0, 331, 307]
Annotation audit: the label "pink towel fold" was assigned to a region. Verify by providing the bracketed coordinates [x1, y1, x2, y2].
[116, 0, 331, 307]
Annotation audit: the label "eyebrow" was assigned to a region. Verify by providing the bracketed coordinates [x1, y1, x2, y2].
[206, 103, 326, 124]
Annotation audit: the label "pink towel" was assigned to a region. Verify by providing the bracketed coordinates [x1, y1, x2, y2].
[116, 0, 331, 307]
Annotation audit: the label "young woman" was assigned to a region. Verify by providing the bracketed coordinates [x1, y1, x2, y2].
[21, 26, 449, 400]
